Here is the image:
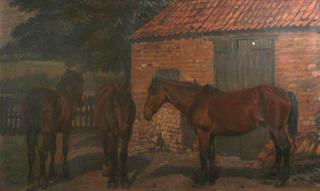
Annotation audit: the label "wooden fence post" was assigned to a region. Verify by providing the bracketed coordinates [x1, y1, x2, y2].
[0, 93, 96, 134]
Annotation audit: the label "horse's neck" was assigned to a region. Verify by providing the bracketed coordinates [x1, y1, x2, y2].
[58, 89, 78, 111]
[163, 83, 199, 114]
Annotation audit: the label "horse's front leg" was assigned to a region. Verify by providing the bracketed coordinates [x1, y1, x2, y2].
[102, 130, 110, 177]
[119, 129, 132, 188]
[208, 134, 217, 184]
[62, 128, 70, 178]
[193, 128, 209, 186]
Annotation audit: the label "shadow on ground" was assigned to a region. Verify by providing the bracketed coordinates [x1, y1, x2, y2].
[66, 152, 151, 184]
[149, 164, 261, 180]
[149, 165, 194, 178]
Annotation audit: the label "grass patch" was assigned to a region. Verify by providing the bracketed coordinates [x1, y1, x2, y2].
[0, 60, 125, 92]
[0, 60, 65, 81]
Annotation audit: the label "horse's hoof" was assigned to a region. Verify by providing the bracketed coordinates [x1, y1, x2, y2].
[264, 177, 275, 184]
[107, 181, 118, 189]
[63, 169, 70, 179]
[273, 179, 287, 187]
[48, 174, 56, 183]
[208, 178, 216, 185]
[63, 164, 70, 179]
[63, 173, 70, 179]
[192, 181, 204, 188]
[102, 170, 108, 177]
[192, 172, 205, 187]
[192, 177, 205, 187]
[263, 172, 278, 184]
[208, 172, 218, 185]
[39, 177, 49, 189]
[120, 176, 131, 189]
[25, 185, 36, 191]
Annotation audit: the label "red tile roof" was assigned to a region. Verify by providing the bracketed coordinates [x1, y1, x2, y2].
[132, 0, 320, 40]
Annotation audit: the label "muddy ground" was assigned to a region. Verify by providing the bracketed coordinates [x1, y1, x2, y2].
[1, 128, 319, 191]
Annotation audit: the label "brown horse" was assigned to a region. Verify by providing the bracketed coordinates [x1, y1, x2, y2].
[21, 69, 84, 190]
[93, 84, 136, 189]
[143, 77, 298, 187]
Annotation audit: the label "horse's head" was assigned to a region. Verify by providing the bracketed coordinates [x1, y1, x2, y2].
[143, 76, 168, 121]
[57, 68, 84, 108]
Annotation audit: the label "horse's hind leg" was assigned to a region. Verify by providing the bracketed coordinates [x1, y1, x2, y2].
[267, 132, 282, 179]
[48, 132, 57, 181]
[208, 134, 217, 184]
[62, 129, 70, 178]
[107, 132, 119, 189]
[193, 128, 209, 186]
[39, 134, 49, 188]
[119, 129, 132, 188]
[271, 129, 291, 187]
[102, 131, 110, 177]
[26, 131, 36, 191]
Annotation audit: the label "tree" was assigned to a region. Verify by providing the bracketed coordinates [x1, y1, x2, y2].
[2, 0, 171, 83]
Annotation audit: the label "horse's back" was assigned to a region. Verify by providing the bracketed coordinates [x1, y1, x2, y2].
[205, 85, 290, 134]
[94, 85, 136, 130]
[21, 88, 58, 130]
[197, 85, 286, 135]
[94, 85, 115, 129]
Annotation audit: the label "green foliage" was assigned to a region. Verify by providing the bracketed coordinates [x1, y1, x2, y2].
[2, 0, 171, 72]
[0, 73, 50, 92]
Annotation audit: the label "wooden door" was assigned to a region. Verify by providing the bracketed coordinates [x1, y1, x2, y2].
[214, 37, 275, 159]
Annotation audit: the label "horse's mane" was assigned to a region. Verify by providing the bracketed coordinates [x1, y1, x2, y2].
[200, 84, 220, 94]
[159, 78, 202, 90]
[56, 69, 83, 91]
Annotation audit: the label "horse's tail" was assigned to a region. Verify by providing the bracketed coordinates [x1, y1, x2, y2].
[21, 100, 42, 131]
[287, 91, 298, 140]
[22, 100, 43, 153]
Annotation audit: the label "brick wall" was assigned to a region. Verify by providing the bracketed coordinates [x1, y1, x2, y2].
[276, 31, 320, 132]
[130, 37, 214, 153]
[129, 31, 320, 153]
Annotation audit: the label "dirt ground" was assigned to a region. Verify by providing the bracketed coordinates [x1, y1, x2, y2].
[1, 128, 319, 191]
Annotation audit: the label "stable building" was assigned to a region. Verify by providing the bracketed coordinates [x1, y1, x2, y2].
[130, 0, 320, 158]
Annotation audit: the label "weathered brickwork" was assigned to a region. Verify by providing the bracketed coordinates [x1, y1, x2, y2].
[130, 37, 214, 152]
[129, 31, 320, 153]
[276, 31, 320, 132]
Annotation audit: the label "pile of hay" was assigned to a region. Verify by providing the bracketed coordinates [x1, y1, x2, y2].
[257, 131, 320, 166]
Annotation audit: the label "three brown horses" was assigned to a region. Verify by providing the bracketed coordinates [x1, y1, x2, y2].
[93, 84, 136, 189]
[21, 69, 84, 190]
[143, 77, 298, 187]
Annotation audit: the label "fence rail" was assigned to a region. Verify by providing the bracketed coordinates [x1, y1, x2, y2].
[0, 94, 96, 134]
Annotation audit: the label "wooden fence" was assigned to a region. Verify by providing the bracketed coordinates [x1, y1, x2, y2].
[0, 94, 96, 134]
